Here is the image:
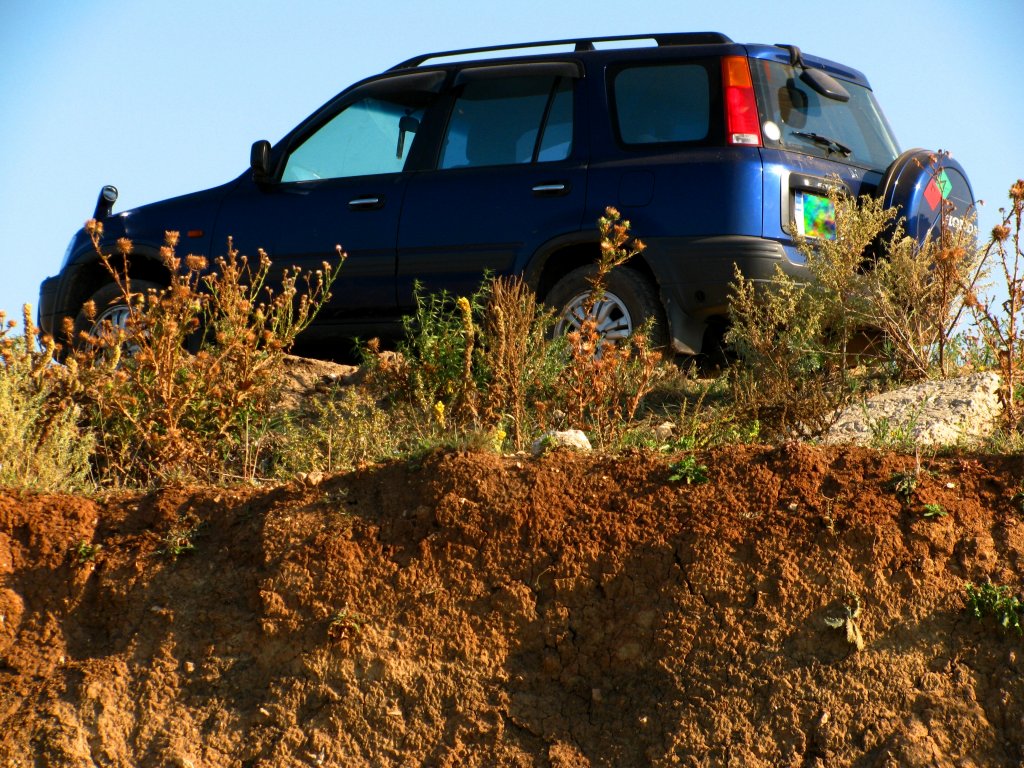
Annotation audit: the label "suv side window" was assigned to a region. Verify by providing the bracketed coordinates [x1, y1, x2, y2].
[440, 76, 573, 169]
[613, 64, 710, 144]
[282, 96, 428, 182]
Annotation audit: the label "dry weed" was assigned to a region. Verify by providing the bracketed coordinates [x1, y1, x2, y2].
[68, 222, 340, 485]
[963, 179, 1024, 428]
[0, 306, 93, 491]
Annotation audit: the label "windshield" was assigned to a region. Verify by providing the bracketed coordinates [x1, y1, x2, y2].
[750, 59, 899, 172]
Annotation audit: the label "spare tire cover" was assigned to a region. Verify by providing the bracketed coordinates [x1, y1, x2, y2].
[876, 148, 976, 243]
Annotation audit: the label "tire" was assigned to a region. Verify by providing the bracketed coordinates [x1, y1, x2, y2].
[546, 266, 667, 347]
[73, 280, 161, 345]
[875, 148, 975, 245]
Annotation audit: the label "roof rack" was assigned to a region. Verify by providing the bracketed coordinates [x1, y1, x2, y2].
[391, 32, 733, 70]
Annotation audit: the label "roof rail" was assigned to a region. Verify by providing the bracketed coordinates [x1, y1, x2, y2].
[390, 32, 733, 70]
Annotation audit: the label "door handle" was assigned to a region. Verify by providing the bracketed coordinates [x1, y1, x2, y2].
[349, 196, 385, 210]
[531, 182, 570, 196]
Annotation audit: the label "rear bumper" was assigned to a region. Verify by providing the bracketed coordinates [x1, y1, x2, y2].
[643, 235, 810, 353]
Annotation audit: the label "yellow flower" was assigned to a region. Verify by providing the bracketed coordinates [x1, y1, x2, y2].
[433, 401, 446, 428]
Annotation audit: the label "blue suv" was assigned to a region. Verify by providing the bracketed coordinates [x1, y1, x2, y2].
[38, 32, 974, 356]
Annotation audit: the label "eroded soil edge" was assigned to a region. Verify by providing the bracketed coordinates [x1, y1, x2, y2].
[2, 445, 1023, 766]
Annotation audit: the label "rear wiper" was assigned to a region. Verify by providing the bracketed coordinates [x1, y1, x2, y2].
[791, 131, 852, 158]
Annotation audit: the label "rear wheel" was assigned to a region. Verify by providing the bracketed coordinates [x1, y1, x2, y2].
[546, 266, 667, 346]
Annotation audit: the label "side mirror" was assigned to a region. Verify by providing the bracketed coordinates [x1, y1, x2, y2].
[93, 184, 118, 220]
[799, 68, 850, 103]
[250, 140, 272, 181]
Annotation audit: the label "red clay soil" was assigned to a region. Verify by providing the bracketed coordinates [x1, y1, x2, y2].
[2, 444, 1023, 767]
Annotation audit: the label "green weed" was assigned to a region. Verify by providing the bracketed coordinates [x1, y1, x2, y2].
[272, 385, 403, 476]
[159, 523, 200, 558]
[964, 581, 1023, 635]
[327, 608, 368, 643]
[865, 401, 925, 452]
[668, 455, 709, 485]
[363, 209, 668, 453]
[887, 471, 918, 500]
[71, 539, 101, 564]
[0, 307, 94, 492]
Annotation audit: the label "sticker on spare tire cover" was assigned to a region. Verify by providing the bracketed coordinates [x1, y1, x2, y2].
[876, 148, 977, 243]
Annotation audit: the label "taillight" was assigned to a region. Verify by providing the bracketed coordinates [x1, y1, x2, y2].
[722, 56, 762, 147]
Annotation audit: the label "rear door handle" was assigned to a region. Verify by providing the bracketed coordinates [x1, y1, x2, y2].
[349, 196, 385, 210]
[531, 182, 570, 196]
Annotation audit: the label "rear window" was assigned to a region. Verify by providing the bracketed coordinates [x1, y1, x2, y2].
[612, 64, 711, 144]
[750, 58, 899, 172]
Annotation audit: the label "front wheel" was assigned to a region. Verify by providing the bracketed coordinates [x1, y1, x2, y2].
[546, 266, 667, 346]
[73, 280, 161, 346]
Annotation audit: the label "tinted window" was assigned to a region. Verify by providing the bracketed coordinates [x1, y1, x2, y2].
[440, 76, 573, 169]
[614, 64, 710, 144]
[750, 59, 899, 172]
[538, 80, 573, 161]
[283, 96, 427, 182]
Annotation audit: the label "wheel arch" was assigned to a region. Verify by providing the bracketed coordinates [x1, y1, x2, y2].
[59, 247, 172, 337]
[526, 235, 661, 302]
[526, 235, 705, 352]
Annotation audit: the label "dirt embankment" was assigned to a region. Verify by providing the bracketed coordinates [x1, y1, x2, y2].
[2, 444, 1023, 767]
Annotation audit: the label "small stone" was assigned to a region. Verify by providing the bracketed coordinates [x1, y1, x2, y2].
[531, 430, 592, 456]
[654, 421, 676, 441]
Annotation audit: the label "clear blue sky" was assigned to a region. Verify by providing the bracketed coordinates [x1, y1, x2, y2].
[2, 0, 1022, 327]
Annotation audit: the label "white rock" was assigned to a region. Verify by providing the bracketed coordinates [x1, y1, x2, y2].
[654, 421, 676, 441]
[531, 429, 592, 456]
[823, 371, 1003, 448]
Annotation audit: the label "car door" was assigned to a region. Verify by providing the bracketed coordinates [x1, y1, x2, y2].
[396, 62, 588, 308]
[214, 72, 444, 330]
